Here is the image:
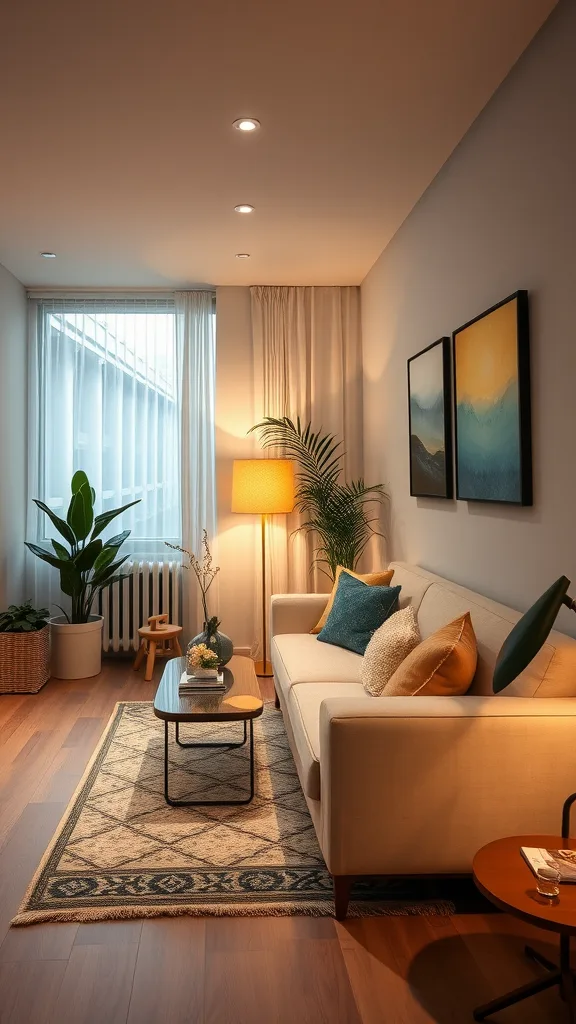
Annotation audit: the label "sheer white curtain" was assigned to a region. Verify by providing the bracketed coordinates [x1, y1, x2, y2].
[251, 286, 363, 657]
[26, 292, 216, 637]
[176, 290, 217, 638]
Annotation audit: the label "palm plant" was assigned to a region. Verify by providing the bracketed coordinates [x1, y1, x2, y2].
[25, 471, 140, 623]
[250, 417, 384, 580]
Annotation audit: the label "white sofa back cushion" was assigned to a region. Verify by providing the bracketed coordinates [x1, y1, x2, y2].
[389, 562, 576, 698]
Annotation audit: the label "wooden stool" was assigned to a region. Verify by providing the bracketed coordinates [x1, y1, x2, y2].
[133, 614, 183, 681]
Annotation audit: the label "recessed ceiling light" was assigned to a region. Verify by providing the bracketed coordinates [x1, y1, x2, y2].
[40, 251, 56, 258]
[235, 253, 251, 259]
[234, 204, 254, 214]
[232, 118, 260, 132]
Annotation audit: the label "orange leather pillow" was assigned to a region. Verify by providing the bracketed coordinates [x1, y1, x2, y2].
[383, 612, 477, 696]
[311, 566, 395, 634]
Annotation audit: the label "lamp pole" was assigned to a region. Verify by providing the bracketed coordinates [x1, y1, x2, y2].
[257, 513, 271, 677]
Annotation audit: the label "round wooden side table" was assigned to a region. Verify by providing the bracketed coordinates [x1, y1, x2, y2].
[472, 834, 576, 1021]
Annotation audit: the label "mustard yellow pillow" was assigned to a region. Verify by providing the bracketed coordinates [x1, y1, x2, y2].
[311, 566, 394, 634]
[383, 613, 477, 696]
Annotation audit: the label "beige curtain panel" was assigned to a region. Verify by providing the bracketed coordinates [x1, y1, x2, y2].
[250, 285, 363, 658]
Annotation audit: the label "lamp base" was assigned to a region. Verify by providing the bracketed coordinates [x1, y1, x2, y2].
[254, 659, 274, 678]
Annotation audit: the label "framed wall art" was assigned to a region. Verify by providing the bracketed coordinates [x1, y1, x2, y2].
[407, 337, 453, 499]
[453, 290, 532, 505]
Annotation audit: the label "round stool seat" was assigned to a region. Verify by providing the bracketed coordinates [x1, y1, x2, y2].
[138, 623, 182, 640]
[133, 615, 183, 681]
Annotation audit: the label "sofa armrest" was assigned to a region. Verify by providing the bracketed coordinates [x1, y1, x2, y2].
[271, 593, 329, 636]
[318, 695, 576, 876]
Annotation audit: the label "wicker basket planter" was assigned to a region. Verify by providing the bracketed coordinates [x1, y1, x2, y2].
[0, 626, 50, 694]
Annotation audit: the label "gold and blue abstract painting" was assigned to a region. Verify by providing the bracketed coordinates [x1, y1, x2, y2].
[453, 291, 532, 505]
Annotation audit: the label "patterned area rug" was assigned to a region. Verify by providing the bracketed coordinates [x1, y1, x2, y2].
[14, 701, 455, 924]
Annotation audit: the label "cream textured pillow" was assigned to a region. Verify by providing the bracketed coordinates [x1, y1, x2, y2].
[311, 566, 394, 634]
[383, 612, 477, 697]
[361, 606, 421, 696]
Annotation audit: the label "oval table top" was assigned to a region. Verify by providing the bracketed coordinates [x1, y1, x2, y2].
[473, 835, 576, 936]
[153, 654, 263, 723]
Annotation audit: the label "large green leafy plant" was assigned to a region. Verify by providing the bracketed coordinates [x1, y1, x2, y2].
[25, 471, 140, 623]
[250, 417, 384, 580]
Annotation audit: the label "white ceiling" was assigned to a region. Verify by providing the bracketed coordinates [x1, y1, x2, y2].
[0, 0, 557, 288]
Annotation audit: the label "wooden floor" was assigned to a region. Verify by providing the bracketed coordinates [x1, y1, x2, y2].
[0, 660, 569, 1023]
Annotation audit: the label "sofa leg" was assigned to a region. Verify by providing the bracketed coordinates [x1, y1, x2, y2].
[274, 688, 280, 709]
[333, 875, 353, 920]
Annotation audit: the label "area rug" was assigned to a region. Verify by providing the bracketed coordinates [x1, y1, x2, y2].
[13, 701, 455, 924]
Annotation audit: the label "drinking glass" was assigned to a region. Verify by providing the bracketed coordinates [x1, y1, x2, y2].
[536, 866, 561, 899]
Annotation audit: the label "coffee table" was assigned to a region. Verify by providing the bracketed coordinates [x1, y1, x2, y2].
[472, 834, 576, 1021]
[153, 655, 263, 807]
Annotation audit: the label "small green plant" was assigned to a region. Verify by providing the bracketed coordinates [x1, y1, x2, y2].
[0, 602, 49, 633]
[250, 416, 384, 580]
[25, 470, 140, 624]
[187, 643, 219, 671]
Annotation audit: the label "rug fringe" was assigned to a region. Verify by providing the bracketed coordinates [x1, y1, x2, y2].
[11, 898, 454, 927]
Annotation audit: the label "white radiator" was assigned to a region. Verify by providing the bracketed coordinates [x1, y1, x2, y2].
[98, 560, 183, 653]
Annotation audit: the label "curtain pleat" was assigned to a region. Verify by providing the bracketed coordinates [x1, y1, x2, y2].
[250, 285, 363, 660]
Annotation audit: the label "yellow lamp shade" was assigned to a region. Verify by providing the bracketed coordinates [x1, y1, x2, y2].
[231, 459, 295, 514]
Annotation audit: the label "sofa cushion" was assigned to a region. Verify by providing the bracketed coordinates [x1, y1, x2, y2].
[287, 682, 370, 800]
[317, 572, 401, 655]
[362, 605, 421, 696]
[311, 566, 395, 634]
[384, 613, 477, 697]
[272, 633, 363, 696]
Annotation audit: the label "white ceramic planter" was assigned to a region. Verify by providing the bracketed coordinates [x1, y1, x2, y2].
[49, 615, 103, 679]
[188, 666, 218, 679]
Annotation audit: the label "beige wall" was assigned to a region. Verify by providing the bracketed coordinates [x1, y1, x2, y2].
[361, 0, 576, 635]
[215, 286, 258, 650]
[0, 262, 27, 608]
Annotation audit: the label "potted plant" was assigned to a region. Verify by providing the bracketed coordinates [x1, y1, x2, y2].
[26, 470, 140, 679]
[0, 602, 50, 693]
[186, 643, 219, 678]
[250, 417, 384, 580]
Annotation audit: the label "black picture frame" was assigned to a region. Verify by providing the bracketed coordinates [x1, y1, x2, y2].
[407, 337, 453, 499]
[452, 290, 532, 506]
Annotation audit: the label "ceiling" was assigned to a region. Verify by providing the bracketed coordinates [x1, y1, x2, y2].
[0, 0, 557, 288]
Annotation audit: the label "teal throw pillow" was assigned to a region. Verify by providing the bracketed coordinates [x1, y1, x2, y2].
[317, 571, 401, 656]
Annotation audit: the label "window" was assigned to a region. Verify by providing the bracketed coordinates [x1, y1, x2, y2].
[36, 298, 180, 554]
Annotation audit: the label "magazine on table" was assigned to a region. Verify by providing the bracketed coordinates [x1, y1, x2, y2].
[521, 846, 576, 883]
[179, 670, 225, 692]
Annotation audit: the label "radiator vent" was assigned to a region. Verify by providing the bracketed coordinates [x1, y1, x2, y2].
[98, 560, 182, 653]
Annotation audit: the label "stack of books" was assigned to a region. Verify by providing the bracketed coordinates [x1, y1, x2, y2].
[178, 671, 225, 694]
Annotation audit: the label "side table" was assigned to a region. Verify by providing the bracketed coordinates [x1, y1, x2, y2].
[472, 833, 576, 1021]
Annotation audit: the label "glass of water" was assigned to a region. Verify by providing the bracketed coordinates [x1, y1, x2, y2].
[536, 866, 561, 899]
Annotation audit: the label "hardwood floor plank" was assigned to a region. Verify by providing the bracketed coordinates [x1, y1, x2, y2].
[0, 922, 78, 963]
[74, 920, 143, 947]
[0, 960, 67, 1024]
[49, 943, 138, 1024]
[127, 918, 205, 1023]
[205, 922, 360, 1024]
[0, 802, 67, 944]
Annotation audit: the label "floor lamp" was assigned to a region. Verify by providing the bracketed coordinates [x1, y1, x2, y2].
[231, 459, 295, 677]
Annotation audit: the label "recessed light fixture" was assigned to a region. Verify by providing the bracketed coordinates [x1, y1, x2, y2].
[234, 204, 254, 214]
[235, 253, 251, 259]
[232, 118, 260, 132]
[40, 251, 57, 258]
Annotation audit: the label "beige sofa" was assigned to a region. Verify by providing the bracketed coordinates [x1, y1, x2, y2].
[270, 562, 576, 917]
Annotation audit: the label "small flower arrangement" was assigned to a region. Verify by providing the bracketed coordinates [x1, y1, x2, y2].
[187, 643, 219, 676]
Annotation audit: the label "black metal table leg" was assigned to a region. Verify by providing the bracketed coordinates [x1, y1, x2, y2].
[473, 936, 576, 1021]
[163, 718, 255, 807]
[473, 972, 561, 1021]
